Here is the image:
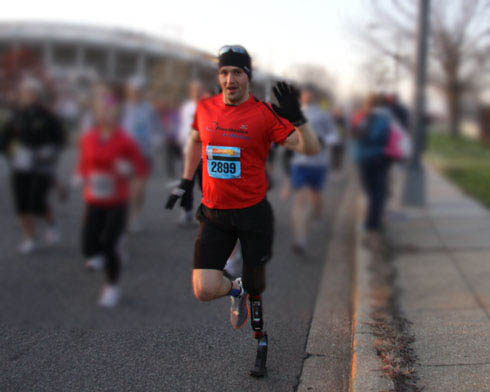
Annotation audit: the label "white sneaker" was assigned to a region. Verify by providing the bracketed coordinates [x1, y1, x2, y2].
[98, 285, 121, 307]
[45, 225, 60, 245]
[85, 255, 105, 271]
[18, 239, 36, 255]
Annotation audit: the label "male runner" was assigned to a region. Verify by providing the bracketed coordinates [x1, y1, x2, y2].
[289, 84, 339, 254]
[0, 78, 65, 254]
[175, 80, 207, 226]
[165, 45, 320, 333]
[121, 77, 161, 232]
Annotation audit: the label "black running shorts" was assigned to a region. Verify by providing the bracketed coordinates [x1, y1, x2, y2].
[11, 171, 53, 215]
[194, 198, 274, 270]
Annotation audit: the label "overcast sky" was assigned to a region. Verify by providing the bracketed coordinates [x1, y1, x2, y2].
[2, 0, 380, 97]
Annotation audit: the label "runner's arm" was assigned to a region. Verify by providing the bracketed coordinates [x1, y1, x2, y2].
[182, 130, 202, 180]
[75, 137, 88, 179]
[283, 124, 320, 155]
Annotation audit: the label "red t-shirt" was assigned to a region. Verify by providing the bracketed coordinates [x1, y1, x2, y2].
[192, 93, 295, 209]
[77, 127, 148, 206]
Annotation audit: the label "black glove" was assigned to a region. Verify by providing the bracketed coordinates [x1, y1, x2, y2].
[271, 81, 307, 127]
[165, 178, 194, 210]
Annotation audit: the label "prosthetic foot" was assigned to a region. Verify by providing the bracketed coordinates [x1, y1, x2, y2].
[249, 295, 268, 377]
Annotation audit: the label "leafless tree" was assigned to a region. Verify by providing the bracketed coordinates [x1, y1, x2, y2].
[359, 55, 395, 92]
[284, 63, 336, 101]
[360, 0, 490, 136]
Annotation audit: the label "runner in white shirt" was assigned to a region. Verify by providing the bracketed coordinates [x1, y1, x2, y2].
[176, 80, 206, 226]
[289, 84, 339, 254]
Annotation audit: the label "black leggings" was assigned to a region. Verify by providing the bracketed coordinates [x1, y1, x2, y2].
[358, 157, 391, 231]
[82, 204, 127, 284]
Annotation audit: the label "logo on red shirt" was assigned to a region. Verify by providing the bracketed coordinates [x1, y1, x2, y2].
[205, 121, 249, 135]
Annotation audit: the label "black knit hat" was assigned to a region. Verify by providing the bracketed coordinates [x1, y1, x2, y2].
[218, 45, 252, 80]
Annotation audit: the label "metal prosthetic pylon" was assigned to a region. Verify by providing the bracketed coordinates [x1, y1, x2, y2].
[249, 295, 268, 377]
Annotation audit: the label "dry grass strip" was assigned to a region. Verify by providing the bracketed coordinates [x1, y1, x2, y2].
[365, 242, 423, 392]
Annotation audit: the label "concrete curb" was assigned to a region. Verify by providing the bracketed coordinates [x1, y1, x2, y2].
[349, 197, 393, 391]
[296, 178, 356, 391]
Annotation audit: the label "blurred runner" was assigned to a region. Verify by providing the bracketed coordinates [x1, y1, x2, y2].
[0, 77, 65, 254]
[165, 45, 319, 375]
[177, 81, 206, 151]
[331, 106, 347, 170]
[176, 80, 206, 226]
[160, 98, 181, 180]
[121, 76, 161, 232]
[78, 83, 108, 135]
[289, 84, 339, 254]
[76, 87, 147, 307]
[54, 84, 81, 134]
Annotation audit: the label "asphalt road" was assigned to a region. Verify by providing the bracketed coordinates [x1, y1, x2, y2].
[0, 148, 350, 392]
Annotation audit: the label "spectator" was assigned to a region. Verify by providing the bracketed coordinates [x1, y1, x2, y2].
[351, 93, 394, 249]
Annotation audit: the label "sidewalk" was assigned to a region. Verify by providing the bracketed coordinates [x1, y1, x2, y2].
[386, 164, 490, 390]
[351, 163, 490, 391]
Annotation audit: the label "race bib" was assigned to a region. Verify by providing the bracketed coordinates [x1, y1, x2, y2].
[89, 172, 115, 199]
[206, 145, 241, 179]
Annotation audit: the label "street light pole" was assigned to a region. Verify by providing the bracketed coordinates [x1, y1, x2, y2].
[402, 0, 431, 206]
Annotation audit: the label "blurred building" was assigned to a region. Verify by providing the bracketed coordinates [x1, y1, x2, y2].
[0, 21, 275, 102]
[0, 21, 216, 81]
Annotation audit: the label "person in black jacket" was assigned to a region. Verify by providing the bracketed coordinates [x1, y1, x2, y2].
[0, 78, 65, 254]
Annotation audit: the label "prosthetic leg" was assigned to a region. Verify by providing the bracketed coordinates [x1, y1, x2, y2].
[249, 295, 268, 377]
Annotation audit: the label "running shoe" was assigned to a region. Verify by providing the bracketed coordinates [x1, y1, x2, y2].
[85, 255, 104, 271]
[230, 278, 249, 330]
[98, 285, 121, 307]
[18, 239, 36, 255]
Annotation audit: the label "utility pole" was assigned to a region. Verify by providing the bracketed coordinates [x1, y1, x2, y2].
[402, 0, 431, 206]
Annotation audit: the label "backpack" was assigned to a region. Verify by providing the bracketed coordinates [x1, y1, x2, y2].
[356, 111, 391, 159]
[384, 119, 412, 160]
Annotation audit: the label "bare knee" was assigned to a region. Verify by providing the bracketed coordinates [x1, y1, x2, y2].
[193, 285, 217, 302]
[192, 269, 225, 302]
